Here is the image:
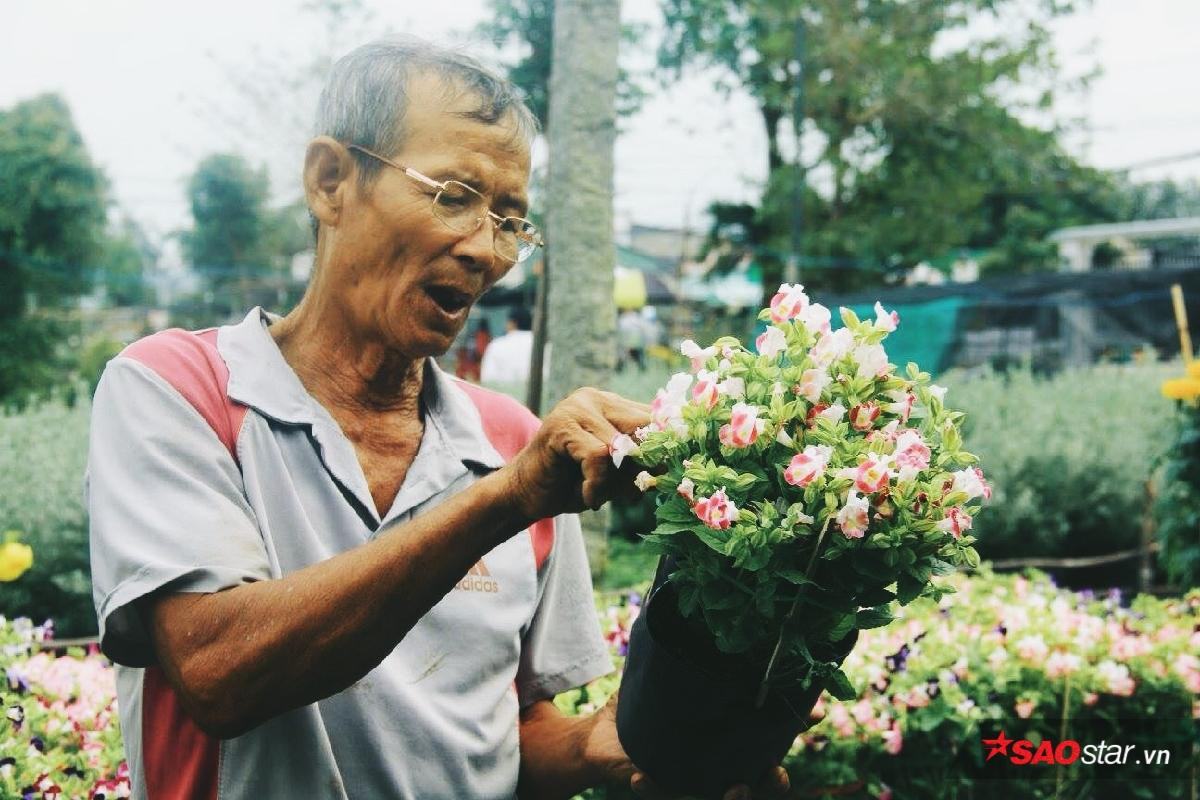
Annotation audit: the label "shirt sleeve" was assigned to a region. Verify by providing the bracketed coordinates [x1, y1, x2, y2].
[87, 356, 272, 668]
[515, 513, 613, 708]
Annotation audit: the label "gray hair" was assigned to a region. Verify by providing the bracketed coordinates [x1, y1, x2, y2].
[313, 36, 538, 190]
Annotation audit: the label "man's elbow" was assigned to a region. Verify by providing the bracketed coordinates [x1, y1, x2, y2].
[171, 651, 263, 740]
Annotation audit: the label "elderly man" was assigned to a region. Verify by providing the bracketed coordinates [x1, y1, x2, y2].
[88, 38, 784, 800]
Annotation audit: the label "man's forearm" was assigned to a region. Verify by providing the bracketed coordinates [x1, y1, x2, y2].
[145, 468, 530, 738]
[517, 700, 616, 800]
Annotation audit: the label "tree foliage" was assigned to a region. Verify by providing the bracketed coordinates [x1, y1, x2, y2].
[0, 94, 109, 403]
[182, 153, 270, 287]
[659, 0, 1112, 289]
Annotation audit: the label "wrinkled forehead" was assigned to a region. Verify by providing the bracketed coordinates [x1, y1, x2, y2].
[400, 71, 533, 160]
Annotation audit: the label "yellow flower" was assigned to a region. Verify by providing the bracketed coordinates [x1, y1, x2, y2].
[0, 542, 32, 582]
[1161, 377, 1200, 402]
[1188, 361, 1200, 380]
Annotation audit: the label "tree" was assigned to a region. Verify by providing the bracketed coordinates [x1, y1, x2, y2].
[476, 0, 646, 131]
[182, 153, 271, 311]
[659, 0, 1100, 289]
[0, 94, 108, 403]
[543, 0, 621, 409]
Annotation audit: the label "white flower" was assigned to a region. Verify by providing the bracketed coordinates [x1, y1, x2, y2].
[929, 384, 948, 402]
[796, 368, 831, 403]
[609, 433, 637, 469]
[677, 477, 695, 502]
[873, 301, 899, 332]
[818, 402, 846, 423]
[718, 376, 746, 399]
[852, 343, 890, 379]
[800, 302, 832, 335]
[755, 326, 787, 359]
[811, 327, 854, 366]
[680, 339, 716, 372]
[634, 471, 657, 492]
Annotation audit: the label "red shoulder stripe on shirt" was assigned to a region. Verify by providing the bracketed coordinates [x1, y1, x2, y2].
[452, 380, 555, 571]
[120, 326, 245, 800]
[121, 328, 248, 464]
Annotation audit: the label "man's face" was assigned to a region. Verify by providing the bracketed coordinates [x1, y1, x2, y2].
[324, 74, 532, 358]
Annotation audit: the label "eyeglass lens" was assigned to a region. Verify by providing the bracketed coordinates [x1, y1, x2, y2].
[431, 182, 538, 262]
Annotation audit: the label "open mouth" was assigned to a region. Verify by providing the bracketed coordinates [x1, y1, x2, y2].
[425, 285, 473, 316]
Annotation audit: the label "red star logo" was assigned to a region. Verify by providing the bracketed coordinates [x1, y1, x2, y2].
[982, 730, 1013, 761]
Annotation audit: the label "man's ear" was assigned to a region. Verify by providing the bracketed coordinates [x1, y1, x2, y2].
[303, 137, 354, 231]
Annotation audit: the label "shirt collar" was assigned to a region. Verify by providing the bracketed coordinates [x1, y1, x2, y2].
[218, 307, 506, 471]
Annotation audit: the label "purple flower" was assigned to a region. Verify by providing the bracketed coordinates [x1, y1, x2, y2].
[29, 736, 43, 752]
[885, 644, 910, 673]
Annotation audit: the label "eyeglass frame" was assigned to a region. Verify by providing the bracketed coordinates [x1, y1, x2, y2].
[346, 143, 544, 263]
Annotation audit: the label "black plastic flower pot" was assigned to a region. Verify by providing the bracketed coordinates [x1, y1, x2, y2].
[616, 557, 857, 799]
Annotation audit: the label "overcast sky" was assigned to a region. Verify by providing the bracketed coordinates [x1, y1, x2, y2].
[3, 0, 1198, 245]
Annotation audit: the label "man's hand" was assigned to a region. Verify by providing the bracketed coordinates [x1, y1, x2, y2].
[585, 695, 791, 800]
[503, 388, 651, 521]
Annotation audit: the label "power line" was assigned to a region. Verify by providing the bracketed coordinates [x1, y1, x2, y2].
[1115, 150, 1200, 172]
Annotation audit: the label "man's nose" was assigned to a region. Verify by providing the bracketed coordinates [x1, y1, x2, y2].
[452, 215, 498, 272]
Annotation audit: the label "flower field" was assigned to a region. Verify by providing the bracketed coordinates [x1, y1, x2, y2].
[0, 621, 127, 799]
[0, 570, 1196, 798]
[563, 569, 1200, 799]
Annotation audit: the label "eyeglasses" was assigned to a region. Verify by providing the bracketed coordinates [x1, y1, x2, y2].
[347, 144, 543, 264]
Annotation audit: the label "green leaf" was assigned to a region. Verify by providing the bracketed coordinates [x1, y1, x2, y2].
[897, 572, 924, 604]
[825, 668, 856, 701]
[777, 569, 819, 587]
[856, 606, 895, 629]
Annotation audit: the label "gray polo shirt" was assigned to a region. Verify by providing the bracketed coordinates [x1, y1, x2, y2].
[87, 308, 611, 799]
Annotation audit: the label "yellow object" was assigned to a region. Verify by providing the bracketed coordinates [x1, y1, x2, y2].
[0, 542, 32, 582]
[1187, 361, 1200, 380]
[1161, 377, 1200, 402]
[1170, 284, 1193, 365]
[613, 266, 648, 311]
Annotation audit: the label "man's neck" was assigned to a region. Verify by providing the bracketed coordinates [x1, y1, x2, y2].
[269, 299, 425, 419]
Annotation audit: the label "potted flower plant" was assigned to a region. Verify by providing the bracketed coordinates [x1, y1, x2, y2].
[609, 285, 990, 798]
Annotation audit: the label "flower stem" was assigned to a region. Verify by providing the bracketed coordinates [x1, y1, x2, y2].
[755, 515, 832, 708]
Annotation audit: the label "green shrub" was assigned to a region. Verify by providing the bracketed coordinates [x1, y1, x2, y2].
[0, 398, 94, 636]
[942, 363, 1175, 586]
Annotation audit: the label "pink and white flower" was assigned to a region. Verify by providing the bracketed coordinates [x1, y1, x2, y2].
[951, 467, 991, 500]
[769, 283, 809, 323]
[719, 402, 766, 448]
[680, 339, 716, 372]
[755, 326, 787, 360]
[1044, 650, 1082, 678]
[874, 301, 899, 332]
[836, 490, 871, 538]
[937, 506, 972, 539]
[692, 370, 720, 410]
[892, 429, 931, 480]
[815, 402, 847, 425]
[693, 488, 738, 530]
[1015, 699, 1036, 719]
[1096, 660, 1136, 696]
[796, 368, 831, 403]
[840, 453, 892, 494]
[849, 402, 881, 432]
[1015, 634, 1048, 663]
[784, 445, 834, 488]
[882, 389, 916, 423]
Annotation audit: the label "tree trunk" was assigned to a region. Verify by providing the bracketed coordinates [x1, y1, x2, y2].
[543, 0, 620, 410]
[761, 102, 784, 173]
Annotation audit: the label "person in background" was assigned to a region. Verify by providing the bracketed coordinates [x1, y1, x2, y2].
[618, 308, 646, 372]
[480, 306, 534, 385]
